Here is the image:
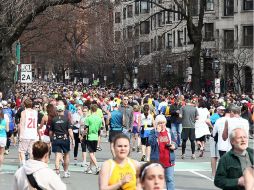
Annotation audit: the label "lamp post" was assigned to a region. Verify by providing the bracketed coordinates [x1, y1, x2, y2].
[212, 58, 221, 94]
[133, 65, 138, 89]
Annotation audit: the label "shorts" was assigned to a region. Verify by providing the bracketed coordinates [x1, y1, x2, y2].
[181, 128, 195, 141]
[81, 138, 87, 152]
[87, 140, 98, 153]
[19, 139, 36, 154]
[52, 138, 70, 153]
[141, 137, 150, 146]
[196, 135, 206, 142]
[210, 137, 219, 158]
[109, 131, 122, 143]
[0, 137, 7, 147]
[132, 126, 139, 134]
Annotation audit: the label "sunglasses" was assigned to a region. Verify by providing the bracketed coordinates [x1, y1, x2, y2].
[35, 106, 40, 109]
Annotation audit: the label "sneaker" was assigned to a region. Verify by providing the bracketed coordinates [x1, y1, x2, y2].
[141, 155, 146, 162]
[63, 171, 70, 178]
[74, 159, 78, 166]
[81, 161, 88, 167]
[199, 150, 204, 157]
[137, 147, 140, 153]
[95, 167, 100, 175]
[85, 169, 93, 174]
[191, 154, 196, 160]
[132, 147, 135, 151]
[96, 147, 102, 151]
[4, 150, 9, 155]
[181, 154, 185, 159]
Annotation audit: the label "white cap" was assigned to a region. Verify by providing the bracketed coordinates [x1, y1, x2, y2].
[217, 106, 226, 110]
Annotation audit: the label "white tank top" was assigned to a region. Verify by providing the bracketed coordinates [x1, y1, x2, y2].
[21, 109, 38, 140]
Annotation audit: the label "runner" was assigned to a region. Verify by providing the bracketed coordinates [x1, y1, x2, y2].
[0, 104, 9, 170]
[18, 98, 38, 166]
[99, 134, 139, 190]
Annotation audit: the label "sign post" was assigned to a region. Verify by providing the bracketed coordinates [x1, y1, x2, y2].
[21, 64, 32, 83]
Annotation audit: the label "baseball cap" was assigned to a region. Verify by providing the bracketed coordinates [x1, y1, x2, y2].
[217, 106, 226, 110]
[2, 100, 8, 107]
[56, 104, 65, 112]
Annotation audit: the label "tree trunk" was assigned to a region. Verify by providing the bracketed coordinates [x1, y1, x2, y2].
[0, 43, 16, 98]
[191, 41, 202, 94]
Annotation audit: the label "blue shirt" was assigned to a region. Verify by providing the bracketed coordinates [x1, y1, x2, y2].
[110, 110, 123, 131]
[210, 113, 221, 126]
[0, 119, 7, 137]
[3, 108, 14, 131]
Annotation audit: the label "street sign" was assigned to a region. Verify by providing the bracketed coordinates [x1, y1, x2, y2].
[83, 78, 89, 84]
[21, 64, 32, 83]
[21, 64, 32, 72]
[21, 72, 32, 83]
[214, 78, 221, 94]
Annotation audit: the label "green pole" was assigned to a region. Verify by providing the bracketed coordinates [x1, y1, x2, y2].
[15, 41, 21, 82]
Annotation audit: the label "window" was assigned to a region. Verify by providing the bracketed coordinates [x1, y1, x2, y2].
[178, 30, 183, 47]
[115, 12, 121, 23]
[31, 56, 35, 64]
[184, 28, 187, 45]
[140, 21, 150, 34]
[204, 23, 214, 41]
[243, 26, 253, 46]
[151, 39, 153, 52]
[123, 28, 127, 40]
[167, 33, 172, 48]
[224, 30, 234, 49]
[114, 31, 121, 42]
[135, 2, 139, 15]
[135, 45, 139, 58]
[127, 5, 133, 18]
[140, 42, 150, 55]
[127, 26, 133, 39]
[190, 0, 198, 16]
[123, 8, 126, 20]
[127, 47, 133, 59]
[205, 0, 214, 11]
[173, 31, 175, 47]
[158, 36, 162, 50]
[140, 1, 149, 13]
[166, 11, 172, 24]
[224, 0, 234, 16]
[135, 23, 139, 37]
[244, 0, 254, 10]
[153, 37, 157, 51]
[158, 12, 164, 27]
[152, 15, 156, 29]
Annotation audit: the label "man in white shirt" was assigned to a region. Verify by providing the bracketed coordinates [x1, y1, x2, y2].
[213, 108, 231, 157]
[222, 105, 249, 151]
[19, 98, 38, 166]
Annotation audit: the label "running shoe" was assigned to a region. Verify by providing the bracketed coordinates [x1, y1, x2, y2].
[84, 167, 93, 174]
[137, 147, 140, 153]
[141, 155, 146, 162]
[95, 167, 100, 175]
[96, 147, 102, 151]
[63, 171, 70, 178]
[81, 161, 88, 167]
[74, 159, 78, 166]
[191, 154, 196, 160]
[181, 154, 185, 159]
[4, 150, 9, 155]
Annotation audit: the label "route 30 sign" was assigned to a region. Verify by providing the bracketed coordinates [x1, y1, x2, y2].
[21, 64, 32, 72]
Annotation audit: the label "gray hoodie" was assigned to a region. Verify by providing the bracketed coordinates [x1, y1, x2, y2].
[13, 159, 66, 190]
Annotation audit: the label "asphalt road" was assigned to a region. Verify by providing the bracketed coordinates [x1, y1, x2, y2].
[1, 136, 253, 190]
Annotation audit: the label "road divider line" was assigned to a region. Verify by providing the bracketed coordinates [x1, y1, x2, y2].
[190, 171, 214, 181]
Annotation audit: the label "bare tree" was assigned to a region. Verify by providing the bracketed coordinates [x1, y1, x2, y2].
[218, 48, 253, 94]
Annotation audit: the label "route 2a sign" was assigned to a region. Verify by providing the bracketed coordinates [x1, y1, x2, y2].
[21, 72, 32, 83]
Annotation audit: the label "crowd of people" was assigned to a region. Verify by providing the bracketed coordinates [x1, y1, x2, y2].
[0, 81, 253, 190]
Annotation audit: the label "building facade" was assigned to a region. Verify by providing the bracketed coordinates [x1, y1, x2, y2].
[112, 0, 253, 92]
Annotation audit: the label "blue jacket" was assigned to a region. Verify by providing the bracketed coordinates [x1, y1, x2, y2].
[148, 128, 177, 166]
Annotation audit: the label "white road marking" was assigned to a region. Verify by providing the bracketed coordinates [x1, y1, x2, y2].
[190, 170, 214, 181]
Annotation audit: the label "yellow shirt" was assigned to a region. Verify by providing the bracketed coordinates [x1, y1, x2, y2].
[108, 158, 136, 190]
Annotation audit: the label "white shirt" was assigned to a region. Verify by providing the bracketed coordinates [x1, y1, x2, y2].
[213, 116, 230, 151]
